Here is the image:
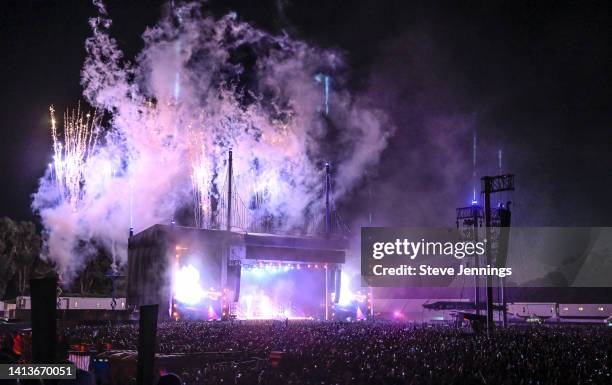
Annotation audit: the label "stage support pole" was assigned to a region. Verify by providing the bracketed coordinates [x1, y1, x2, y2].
[473, 205, 481, 316]
[483, 177, 494, 334]
[137, 304, 158, 385]
[325, 265, 329, 320]
[226, 148, 233, 231]
[501, 278, 507, 327]
[325, 162, 331, 236]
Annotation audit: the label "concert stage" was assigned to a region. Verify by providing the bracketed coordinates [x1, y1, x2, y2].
[127, 224, 347, 320]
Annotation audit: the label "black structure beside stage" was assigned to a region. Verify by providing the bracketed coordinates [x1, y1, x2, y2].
[127, 224, 348, 319]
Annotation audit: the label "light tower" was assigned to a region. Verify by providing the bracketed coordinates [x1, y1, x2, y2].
[481, 174, 514, 331]
[456, 202, 484, 315]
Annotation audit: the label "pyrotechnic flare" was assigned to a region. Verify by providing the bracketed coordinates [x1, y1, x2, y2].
[189, 131, 214, 229]
[49, 104, 100, 210]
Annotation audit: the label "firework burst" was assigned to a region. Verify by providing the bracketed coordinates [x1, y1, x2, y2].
[189, 129, 214, 229]
[49, 103, 100, 210]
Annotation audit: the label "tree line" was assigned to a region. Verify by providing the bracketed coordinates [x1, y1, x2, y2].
[0, 217, 123, 300]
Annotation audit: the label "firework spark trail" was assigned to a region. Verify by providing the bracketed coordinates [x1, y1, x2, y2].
[49, 106, 63, 198]
[189, 130, 214, 229]
[49, 104, 99, 210]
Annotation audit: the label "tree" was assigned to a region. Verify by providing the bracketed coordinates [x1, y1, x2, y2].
[13, 221, 41, 294]
[0, 217, 51, 299]
[0, 217, 120, 298]
[0, 217, 20, 299]
[71, 241, 114, 296]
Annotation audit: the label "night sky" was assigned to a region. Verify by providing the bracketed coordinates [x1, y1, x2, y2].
[0, 0, 610, 226]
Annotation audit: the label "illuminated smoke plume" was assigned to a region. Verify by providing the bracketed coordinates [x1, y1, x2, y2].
[32, 1, 392, 277]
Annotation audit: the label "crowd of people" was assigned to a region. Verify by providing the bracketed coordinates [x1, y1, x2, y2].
[57, 320, 612, 385]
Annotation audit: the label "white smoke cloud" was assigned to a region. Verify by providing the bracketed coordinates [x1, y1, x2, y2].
[32, 1, 392, 277]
